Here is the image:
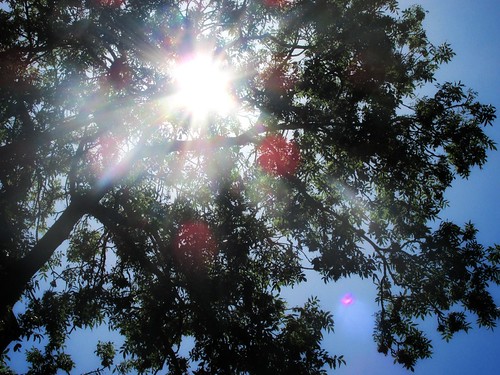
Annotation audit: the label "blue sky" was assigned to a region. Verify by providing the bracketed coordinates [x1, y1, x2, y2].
[317, 1, 500, 374]
[7, 0, 500, 373]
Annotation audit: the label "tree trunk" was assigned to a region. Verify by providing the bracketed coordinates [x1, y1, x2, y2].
[0, 195, 95, 353]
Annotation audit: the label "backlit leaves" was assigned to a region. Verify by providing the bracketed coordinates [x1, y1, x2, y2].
[0, 0, 498, 374]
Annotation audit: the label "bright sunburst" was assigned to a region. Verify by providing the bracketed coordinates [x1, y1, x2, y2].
[170, 53, 236, 120]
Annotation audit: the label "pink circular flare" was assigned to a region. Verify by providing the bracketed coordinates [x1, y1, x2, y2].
[257, 135, 300, 177]
[341, 293, 355, 306]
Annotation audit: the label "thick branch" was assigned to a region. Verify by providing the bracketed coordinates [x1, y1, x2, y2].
[87, 203, 166, 281]
[1, 197, 91, 311]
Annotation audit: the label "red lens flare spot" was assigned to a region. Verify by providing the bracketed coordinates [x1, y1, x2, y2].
[93, 0, 125, 7]
[174, 221, 217, 267]
[341, 293, 355, 306]
[257, 135, 300, 176]
[261, 64, 296, 95]
[263, 0, 288, 7]
[0, 51, 36, 91]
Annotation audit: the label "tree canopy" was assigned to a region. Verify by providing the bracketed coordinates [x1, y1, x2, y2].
[0, 0, 498, 373]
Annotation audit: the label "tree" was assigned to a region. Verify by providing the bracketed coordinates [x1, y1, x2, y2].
[0, 0, 498, 373]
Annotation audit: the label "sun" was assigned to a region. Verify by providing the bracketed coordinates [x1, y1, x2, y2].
[170, 53, 236, 119]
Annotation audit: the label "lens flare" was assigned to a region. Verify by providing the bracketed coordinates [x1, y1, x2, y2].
[174, 221, 217, 269]
[257, 135, 300, 176]
[341, 293, 355, 306]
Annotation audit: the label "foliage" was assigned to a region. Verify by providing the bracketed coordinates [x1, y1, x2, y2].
[0, 0, 498, 373]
